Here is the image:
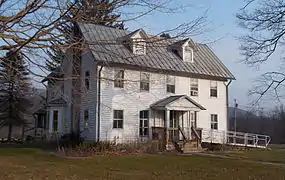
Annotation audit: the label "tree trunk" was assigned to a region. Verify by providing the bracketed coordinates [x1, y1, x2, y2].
[7, 124, 12, 141]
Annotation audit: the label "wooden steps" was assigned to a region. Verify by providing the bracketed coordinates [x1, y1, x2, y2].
[182, 140, 203, 153]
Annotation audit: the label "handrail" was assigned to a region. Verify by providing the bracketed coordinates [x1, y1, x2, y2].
[178, 126, 187, 141]
[191, 126, 201, 140]
[202, 129, 271, 148]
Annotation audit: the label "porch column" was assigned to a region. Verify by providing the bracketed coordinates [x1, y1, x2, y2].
[165, 109, 170, 148]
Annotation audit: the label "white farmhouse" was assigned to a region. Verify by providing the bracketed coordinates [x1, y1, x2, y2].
[43, 23, 240, 150]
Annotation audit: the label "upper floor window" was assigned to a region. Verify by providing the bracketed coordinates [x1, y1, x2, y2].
[139, 110, 149, 137]
[113, 110, 123, 129]
[211, 114, 218, 130]
[133, 39, 146, 55]
[166, 75, 175, 93]
[140, 72, 150, 91]
[114, 69, 124, 88]
[84, 109, 89, 128]
[85, 71, 90, 90]
[210, 81, 218, 97]
[184, 46, 193, 62]
[190, 78, 198, 96]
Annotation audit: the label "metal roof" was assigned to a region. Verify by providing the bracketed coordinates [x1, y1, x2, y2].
[78, 23, 235, 80]
[151, 95, 206, 110]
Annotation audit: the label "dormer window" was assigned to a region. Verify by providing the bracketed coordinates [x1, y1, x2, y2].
[133, 39, 146, 55]
[184, 46, 193, 62]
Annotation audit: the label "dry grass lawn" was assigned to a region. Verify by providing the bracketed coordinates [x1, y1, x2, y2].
[0, 148, 284, 180]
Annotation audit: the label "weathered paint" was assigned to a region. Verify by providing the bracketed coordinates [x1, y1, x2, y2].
[81, 66, 229, 143]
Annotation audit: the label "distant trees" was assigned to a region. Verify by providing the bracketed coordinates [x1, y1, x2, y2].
[46, 0, 125, 71]
[0, 50, 31, 140]
[230, 106, 285, 144]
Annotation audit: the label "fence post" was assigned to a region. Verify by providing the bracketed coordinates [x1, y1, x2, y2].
[244, 133, 247, 147]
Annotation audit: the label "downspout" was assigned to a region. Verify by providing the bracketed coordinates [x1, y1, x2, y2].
[224, 80, 232, 132]
[97, 65, 103, 142]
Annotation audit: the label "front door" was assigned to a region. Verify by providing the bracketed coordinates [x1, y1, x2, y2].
[169, 110, 179, 142]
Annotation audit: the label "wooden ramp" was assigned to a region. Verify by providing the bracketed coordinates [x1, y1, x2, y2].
[202, 129, 271, 149]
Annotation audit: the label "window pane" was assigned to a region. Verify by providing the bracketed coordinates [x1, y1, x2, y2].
[140, 82, 149, 91]
[113, 120, 117, 128]
[140, 111, 144, 118]
[167, 85, 175, 93]
[118, 120, 123, 128]
[141, 72, 150, 82]
[144, 120, 148, 127]
[143, 128, 148, 136]
[210, 81, 217, 88]
[210, 89, 217, 97]
[85, 71, 90, 77]
[144, 110, 149, 118]
[140, 120, 143, 127]
[139, 128, 143, 136]
[114, 110, 123, 119]
[85, 79, 89, 90]
[166, 75, 175, 85]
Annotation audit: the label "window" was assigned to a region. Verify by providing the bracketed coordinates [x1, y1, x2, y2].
[84, 109, 89, 128]
[166, 75, 175, 93]
[134, 40, 146, 55]
[190, 111, 197, 128]
[190, 78, 198, 96]
[210, 81, 218, 97]
[140, 72, 150, 91]
[211, 114, 218, 130]
[37, 114, 45, 128]
[53, 110, 58, 131]
[184, 46, 193, 62]
[85, 71, 90, 90]
[114, 69, 124, 88]
[113, 110, 123, 129]
[139, 110, 149, 136]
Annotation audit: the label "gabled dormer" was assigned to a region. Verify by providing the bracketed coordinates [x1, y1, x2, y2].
[123, 29, 148, 55]
[171, 38, 196, 62]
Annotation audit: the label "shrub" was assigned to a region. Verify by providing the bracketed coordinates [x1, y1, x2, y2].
[56, 140, 164, 157]
[59, 131, 84, 148]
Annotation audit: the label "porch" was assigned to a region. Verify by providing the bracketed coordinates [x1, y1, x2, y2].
[150, 95, 206, 151]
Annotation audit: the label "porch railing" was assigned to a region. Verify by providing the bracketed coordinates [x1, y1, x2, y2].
[202, 129, 271, 148]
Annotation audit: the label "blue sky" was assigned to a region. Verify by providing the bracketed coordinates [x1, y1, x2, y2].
[124, 0, 282, 109]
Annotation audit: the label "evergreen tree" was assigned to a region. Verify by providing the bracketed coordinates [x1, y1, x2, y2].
[46, 0, 124, 71]
[0, 50, 31, 140]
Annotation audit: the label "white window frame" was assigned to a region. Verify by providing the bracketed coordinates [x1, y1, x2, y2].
[113, 110, 123, 129]
[114, 69, 124, 88]
[211, 114, 218, 130]
[84, 109, 89, 129]
[210, 81, 218, 97]
[140, 72, 150, 91]
[190, 78, 198, 96]
[139, 110, 149, 137]
[133, 39, 146, 55]
[166, 75, 175, 93]
[184, 46, 193, 62]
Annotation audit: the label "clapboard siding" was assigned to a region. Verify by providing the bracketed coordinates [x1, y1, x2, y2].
[80, 50, 98, 141]
[98, 66, 228, 143]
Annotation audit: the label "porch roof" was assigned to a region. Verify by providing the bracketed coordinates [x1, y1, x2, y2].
[48, 97, 67, 106]
[150, 95, 206, 111]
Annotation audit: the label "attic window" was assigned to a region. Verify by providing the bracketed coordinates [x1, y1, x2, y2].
[184, 46, 193, 62]
[133, 39, 146, 55]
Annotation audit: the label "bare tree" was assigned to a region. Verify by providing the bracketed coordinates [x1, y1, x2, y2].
[237, 0, 285, 104]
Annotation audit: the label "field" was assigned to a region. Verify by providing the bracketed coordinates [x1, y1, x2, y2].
[0, 148, 284, 180]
